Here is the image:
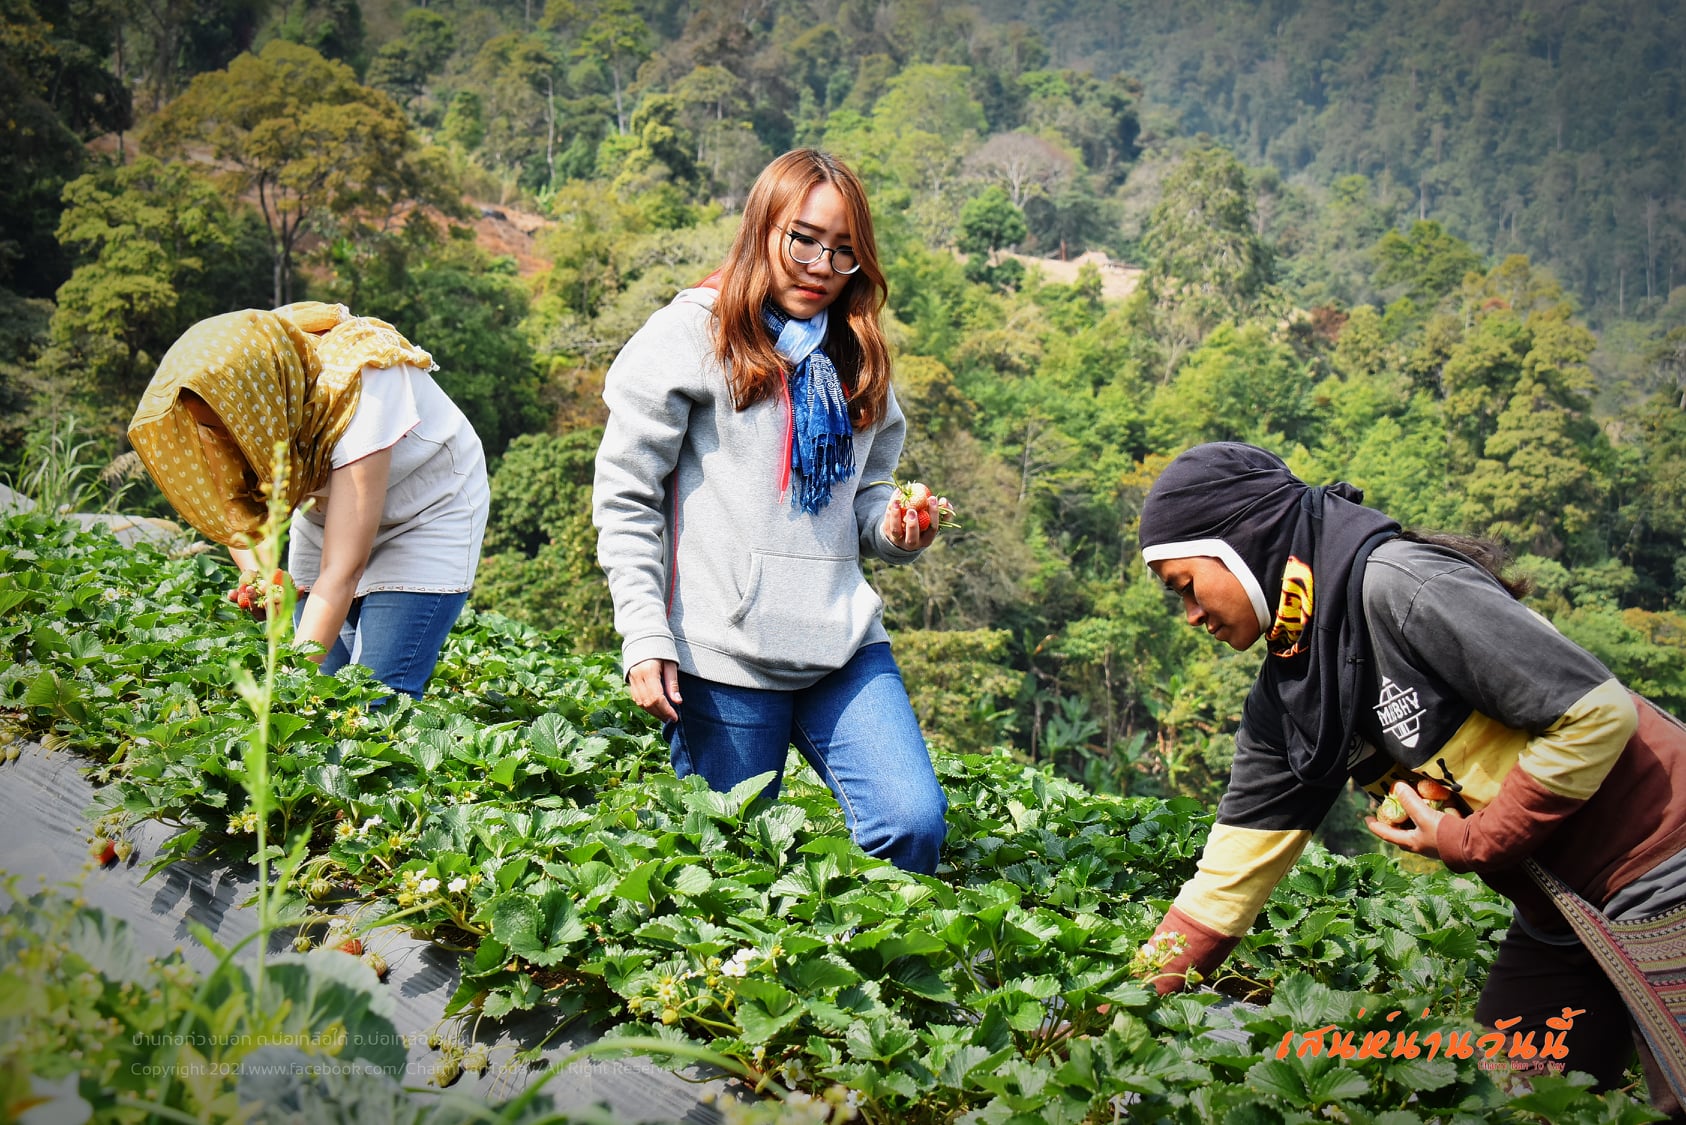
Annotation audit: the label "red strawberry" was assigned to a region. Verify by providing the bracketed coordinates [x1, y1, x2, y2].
[912, 507, 932, 532]
[92, 838, 118, 866]
[335, 936, 364, 956]
[236, 586, 254, 611]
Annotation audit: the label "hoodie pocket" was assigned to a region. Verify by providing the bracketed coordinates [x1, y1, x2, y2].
[726, 551, 877, 671]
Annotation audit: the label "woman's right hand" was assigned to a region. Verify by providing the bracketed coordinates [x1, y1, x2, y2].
[628, 658, 682, 723]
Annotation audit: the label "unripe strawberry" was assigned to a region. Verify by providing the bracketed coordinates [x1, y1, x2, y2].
[362, 951, 389, 980]
[1377, 794, 1407, 825]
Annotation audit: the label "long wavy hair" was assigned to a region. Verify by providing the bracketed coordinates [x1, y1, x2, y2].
[712, 149, 892, 429]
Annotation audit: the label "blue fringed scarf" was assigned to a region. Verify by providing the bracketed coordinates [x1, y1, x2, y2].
[764, 304, 855, 513]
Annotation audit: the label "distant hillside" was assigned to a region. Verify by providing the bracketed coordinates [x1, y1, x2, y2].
[989, 0, 1686, 322]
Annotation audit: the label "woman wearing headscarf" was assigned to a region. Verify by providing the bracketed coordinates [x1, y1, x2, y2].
[128, 302, 488, 700]
[1135, 441, 1686, 1115]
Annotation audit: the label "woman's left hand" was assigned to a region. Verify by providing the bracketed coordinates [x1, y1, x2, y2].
[882, 494, 941, 551]
[1366, 780, 1460, 861]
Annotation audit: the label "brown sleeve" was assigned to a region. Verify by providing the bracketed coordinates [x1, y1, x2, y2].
[1436, 765, 1585, 873]
[1142, 905, 1244, 995]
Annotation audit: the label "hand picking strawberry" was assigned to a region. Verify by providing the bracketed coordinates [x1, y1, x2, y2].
[227, 568, 287, 621]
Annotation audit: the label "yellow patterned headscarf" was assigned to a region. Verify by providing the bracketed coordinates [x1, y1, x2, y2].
[127, 303, 434, 546]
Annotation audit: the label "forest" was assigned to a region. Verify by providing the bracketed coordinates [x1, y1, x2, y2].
[4, 0, 1685, 848]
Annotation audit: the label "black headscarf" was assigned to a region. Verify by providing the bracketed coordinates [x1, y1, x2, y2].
[1139, 443, 1400, 787]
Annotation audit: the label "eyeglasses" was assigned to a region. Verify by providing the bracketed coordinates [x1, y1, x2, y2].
[782, 229, 860, 275]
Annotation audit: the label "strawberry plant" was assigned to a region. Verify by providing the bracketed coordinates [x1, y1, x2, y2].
[0, 510, 1669, 1124]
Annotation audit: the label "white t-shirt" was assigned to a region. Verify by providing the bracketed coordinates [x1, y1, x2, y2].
[288, 363, 489, 595]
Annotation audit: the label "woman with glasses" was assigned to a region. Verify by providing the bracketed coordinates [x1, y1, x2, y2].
[592, 149, 950, 874]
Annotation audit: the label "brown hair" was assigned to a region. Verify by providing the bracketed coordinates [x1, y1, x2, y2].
[1400, 529, 1535, 599]
[712, 149, 892, 428]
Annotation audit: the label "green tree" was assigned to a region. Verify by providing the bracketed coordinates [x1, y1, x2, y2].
[123, 0, 265, 112]
[1016, 69, 1141, 186]
[364, 9, 454, 109]
[1438, 312, 1529, 470]
[44, 156, 267, 408]
[460, 32, 569, 190]
[553, 0, 651, 136]
[324, 233, 544, 457]
[471, 429, 614, 652]
[1556, 604, 1686, 717]
[829, 64, 987, 243]
[959, 186, 1028, 260]
[888, 628, 1023, 756]
[1616, 393, 1686, 604]
[144, 41, 460, 307]
[1457, 308, 1607, 558]
[0, 0, 132, 301]
[1373, 220, 1485, 308]
[1140, 145, 1272, 369]
[1147, 321, 1312, 450]
[262, 0, 365, 69]
[609, 93, 699, 195]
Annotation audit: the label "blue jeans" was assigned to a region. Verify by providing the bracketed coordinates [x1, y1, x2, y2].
[665, 643, 948, 874]
[294, 590, 468, 701]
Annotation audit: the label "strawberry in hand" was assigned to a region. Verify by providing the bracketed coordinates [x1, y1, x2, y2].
[874, 477, 960, 547]
[228, 568, 287, 621]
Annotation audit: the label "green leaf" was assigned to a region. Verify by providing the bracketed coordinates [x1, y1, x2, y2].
[724, 770, 778, 813]
[667, 862, 713, 897]
[488, 750, 521, 787]
[480, 972, 546, 1019]
[268, 712, 309, 747]
[783, 953, 861, 994]
[24, 670, 77, 710]
[302, 763, 358, 802]
[732, 977, 802, 1043]
[489, 887, 588, 967]
[885, 957, 956, 1002]
[613, 858, 662, 907]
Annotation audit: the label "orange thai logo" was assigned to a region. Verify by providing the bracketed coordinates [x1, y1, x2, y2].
[1275, 1007, 1583, 1071]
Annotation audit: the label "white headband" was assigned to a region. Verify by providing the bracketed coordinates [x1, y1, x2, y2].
[1141, 538, 1271, 631]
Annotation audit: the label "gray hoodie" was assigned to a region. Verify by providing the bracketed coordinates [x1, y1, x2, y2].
[592, 286, 923, 690]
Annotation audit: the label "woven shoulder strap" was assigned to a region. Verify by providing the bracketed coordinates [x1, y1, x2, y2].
[1525, 858, 1686, 1103]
